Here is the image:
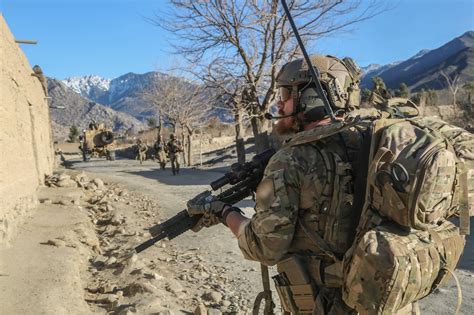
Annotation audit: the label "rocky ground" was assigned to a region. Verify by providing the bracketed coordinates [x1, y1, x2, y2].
[1, 146, 473, 314]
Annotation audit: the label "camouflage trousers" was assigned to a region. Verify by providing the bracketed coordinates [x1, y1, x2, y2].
[169, 153, 180, 175]
[138, 152, 146, 165]
[156, 150, 167, 169]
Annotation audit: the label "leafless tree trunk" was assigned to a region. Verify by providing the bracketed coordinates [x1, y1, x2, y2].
[180, 131, 187, 166]
[157, 115, 164, 137]
[142, 72, 212, 166]
[190, 58, 251, 161]
[184, 125, 194, 166]
[441, 71, 460, 112]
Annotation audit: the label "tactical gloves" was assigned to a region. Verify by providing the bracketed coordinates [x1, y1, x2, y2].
[187, 191, 228, 232]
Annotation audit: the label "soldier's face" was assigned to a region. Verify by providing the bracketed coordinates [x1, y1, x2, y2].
[274, 97, 298, 135]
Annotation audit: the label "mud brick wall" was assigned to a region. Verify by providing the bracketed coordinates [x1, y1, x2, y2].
[0, 16, 54, 247]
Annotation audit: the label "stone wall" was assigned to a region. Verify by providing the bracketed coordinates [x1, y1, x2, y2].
[0, 16, 55, 247]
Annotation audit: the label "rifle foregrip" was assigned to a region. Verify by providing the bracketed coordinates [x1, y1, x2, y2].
[149, 210, 189, 236]
[135, 210, 201, 254]
[210, 176, 231, 190]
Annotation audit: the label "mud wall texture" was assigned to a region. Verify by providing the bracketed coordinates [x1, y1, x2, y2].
[0, 16, 54, 247]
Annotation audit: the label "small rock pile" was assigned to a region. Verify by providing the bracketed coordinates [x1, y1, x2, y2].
[44, 172, 78, 188]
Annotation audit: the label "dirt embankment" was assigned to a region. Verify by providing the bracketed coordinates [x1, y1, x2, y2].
[0, 166, 260, 314]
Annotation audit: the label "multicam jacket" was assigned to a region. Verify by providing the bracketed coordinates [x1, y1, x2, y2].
[238, 127, 366, 267]
[167, 139, 182, 157]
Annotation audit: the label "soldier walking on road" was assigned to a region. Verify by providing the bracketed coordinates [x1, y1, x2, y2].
[167, 133, 183, 175]
[154, 135, 168, 170]
[135, 139, 148, 165]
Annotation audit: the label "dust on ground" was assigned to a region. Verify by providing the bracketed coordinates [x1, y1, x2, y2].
[1, 145, 473, 314]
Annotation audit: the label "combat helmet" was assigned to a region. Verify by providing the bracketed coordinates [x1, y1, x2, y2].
[276, 54, 361, 121]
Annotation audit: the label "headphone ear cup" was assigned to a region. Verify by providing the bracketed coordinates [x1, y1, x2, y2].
[299, 86, 327, 121]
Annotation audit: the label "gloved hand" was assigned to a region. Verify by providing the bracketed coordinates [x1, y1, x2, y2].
[187, 191, 228, 232]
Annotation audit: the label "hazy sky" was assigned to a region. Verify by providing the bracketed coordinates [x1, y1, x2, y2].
[2, 0, 473, 80]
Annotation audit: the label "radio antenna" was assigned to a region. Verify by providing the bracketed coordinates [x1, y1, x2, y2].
[280, 0, 337, 122]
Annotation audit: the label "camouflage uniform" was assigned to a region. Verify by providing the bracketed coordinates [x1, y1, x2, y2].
[235, 53, 420, 314]
[154, 140, 167, 170]
[238, 130, 362, 314]
[136, 142, 148, 165]
[167, 137, 182, 175]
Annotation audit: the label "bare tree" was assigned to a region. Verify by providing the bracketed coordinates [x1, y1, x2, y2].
[179, 88, 213, 166]
[143, 74, 212, 166]
[192, 58, 250, 163]
[152, 0, 387, 152]
[142, 81, 165, 137]
[440, 70, 460, 110]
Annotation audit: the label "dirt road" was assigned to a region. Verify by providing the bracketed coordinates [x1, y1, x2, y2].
[2, 152, 471, 314]
[72, 157, 267, 314]
[71, 156, 473, 315]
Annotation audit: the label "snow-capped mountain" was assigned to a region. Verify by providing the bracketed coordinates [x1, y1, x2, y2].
[62, 75, 110, 94]
[361, 63, 382, 74]
[108, 72, 168, 104]
[48, 78, 146, 141]
[61, 71, 171, 119]
[361, 61, 402, 80]
[62, 75, 111, 104]
[57, 70, 232, 125]
[411, 49, 431, 60]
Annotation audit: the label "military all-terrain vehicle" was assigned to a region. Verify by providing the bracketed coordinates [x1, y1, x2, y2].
[79, 121, 116, 162]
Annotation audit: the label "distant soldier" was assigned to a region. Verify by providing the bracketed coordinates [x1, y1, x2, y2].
[154, 135, 167, 170]
[78, 134, 89, 162]
[167, 133, 183, 175]
[135, 139, 148, 165]
[31, 65, 48, 97]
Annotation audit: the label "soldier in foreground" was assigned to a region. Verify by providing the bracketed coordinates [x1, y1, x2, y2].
[137, 53, 472, 314]
[154, 135, 168, 170]
[188, 55, 364, 314]
[184, 51, 474, 314]
[135, 139, 148, 165]
[167, 134, 183, 175]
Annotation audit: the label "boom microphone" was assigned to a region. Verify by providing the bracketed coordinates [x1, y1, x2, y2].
[264, 112, 296, 120]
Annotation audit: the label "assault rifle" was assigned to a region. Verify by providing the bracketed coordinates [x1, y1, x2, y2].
[134, 148, 275, 254]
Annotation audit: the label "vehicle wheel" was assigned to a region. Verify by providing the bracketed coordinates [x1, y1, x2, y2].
[100, 131, 114, 145]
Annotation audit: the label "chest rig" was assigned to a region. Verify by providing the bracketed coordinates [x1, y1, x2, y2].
[273, 117, 372, 314]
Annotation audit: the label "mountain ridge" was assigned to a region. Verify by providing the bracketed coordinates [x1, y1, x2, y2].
[48, 78, 146, 141]
[361, 31, 474, 91]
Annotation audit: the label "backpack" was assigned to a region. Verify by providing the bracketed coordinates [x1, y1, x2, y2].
[342, 113, 474, 314]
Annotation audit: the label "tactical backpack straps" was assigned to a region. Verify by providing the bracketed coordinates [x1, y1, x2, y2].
[459, 168, 471, 235]
[298, 219, 340, 264]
